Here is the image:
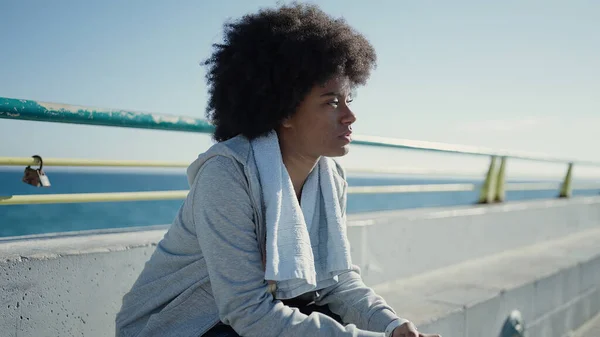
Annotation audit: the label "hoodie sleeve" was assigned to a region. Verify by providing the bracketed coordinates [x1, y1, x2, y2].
[191, 156, 385, 337]
[319, 160, 410, 333]
[313, 267, 409, 333]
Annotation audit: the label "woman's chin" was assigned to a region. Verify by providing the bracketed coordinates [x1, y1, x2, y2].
[324, 145, 350, 158]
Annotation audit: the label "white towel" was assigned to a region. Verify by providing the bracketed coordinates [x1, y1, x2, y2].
[251, 131, 352, 288]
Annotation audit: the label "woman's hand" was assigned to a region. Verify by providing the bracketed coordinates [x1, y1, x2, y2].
[391, 321, 441, 337]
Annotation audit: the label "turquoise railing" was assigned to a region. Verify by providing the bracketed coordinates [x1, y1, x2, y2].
[1, 96, 599, 205]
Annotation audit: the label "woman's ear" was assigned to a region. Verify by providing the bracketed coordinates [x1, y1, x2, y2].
[280, 116, 293, 129]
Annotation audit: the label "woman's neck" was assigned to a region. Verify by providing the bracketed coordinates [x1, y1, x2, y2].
[278, 135, 319, 200]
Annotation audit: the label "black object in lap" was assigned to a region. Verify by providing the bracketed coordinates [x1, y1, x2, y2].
[283, 297, 343, 324]
[201, 298, 343, 336]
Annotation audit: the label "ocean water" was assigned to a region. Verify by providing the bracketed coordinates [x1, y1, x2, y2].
[1, 169, 598, 238]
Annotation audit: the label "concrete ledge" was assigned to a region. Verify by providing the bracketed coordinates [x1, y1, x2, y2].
[0, 225, 168, 262]
[1, 197, 599, 336]
[348, 196, 600, 285]
[373, 227, 600, 337]
[1, 247, 155, 337]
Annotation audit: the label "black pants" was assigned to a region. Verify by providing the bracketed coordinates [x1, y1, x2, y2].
[201, 299, 343, 337]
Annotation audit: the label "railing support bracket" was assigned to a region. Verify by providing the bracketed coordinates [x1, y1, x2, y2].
[559, 162, 574, 198]
[478, 156, 498, 204]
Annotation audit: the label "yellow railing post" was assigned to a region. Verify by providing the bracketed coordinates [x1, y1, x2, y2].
[478, 156, 498, 204]
[559, 163, 574, 198]
[494, 157, 507, 203]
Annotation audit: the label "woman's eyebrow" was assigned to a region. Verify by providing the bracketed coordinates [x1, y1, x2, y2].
[320, 92, 339, 97]
[320, 91, 351, 98]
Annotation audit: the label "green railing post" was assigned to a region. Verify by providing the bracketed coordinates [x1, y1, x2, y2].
[494, 157, 507, 203]
[559, 163, 574, 198]
[478, 156, 498, 204]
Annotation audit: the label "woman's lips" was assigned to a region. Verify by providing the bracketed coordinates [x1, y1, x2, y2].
[339, 132, 352, 143]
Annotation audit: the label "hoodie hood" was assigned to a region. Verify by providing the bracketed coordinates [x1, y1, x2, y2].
[185, 134, 268, 272]
[186, 135, 253, 188]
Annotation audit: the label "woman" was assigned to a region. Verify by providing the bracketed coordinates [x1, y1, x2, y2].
[116, 3, 439, 337]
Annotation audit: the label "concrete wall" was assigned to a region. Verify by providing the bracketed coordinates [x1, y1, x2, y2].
[1, 228, 163, 337]
[1, 196, 599, 337]
[375, 226, 600, 337]
[348, 196, 600, 286]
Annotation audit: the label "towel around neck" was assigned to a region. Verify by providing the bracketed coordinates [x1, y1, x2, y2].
[250, 131, 353, 297]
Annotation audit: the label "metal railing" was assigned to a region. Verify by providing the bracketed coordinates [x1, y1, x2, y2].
[1, 96, 599, 206]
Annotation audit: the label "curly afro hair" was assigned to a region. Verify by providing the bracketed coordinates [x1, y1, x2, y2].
[203, 2, 377, 142]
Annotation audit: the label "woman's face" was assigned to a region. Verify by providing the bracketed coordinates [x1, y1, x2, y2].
[280, 76, 357, 159]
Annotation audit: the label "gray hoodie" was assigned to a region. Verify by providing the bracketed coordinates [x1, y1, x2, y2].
[115, 135, 404, 337]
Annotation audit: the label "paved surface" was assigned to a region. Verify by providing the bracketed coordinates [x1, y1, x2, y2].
[571, 312, 600, 337]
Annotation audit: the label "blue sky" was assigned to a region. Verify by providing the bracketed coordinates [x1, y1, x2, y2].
[1, 0, 599, 179]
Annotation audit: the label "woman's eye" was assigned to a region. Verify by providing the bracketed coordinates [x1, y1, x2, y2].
[327, 98, 352, 108]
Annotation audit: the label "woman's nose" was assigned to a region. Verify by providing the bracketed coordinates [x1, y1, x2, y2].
[341, 106, 357, 125]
